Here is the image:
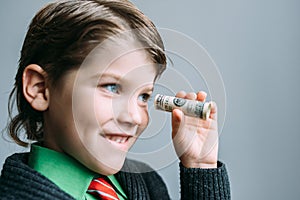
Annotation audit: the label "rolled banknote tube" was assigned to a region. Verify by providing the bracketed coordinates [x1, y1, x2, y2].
[154, 94, 211, 120]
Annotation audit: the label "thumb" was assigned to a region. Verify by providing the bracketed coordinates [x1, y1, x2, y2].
[172, 109, 184, 138]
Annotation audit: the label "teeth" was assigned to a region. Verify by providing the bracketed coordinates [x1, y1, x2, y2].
[120, 138, 126, 143]
[116, 138, 122, 143]
[106, 136, 128, 144]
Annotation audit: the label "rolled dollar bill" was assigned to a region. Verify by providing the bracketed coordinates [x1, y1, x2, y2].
[154, 94, 211, 120]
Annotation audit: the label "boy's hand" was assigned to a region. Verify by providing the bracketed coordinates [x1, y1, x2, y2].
[171, 91, 218, 168]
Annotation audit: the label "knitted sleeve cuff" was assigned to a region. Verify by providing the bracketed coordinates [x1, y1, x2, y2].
[180, 161, 231, 200]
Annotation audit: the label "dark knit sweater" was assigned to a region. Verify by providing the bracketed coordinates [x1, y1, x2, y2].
[0, 153, 230, 199]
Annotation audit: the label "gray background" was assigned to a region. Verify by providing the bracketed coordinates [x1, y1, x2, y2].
[1, 0, 299, 199]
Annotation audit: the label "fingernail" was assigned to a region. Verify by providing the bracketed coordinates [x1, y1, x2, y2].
[193, 93, 197, 99]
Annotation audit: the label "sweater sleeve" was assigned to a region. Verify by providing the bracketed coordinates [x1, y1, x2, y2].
[180, 161, 231, 200]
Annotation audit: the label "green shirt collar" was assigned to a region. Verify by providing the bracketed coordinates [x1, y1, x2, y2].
[28, 144, 97, 199]
[28, 144, 127, 200]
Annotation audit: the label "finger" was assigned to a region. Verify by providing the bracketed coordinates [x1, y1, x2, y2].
[209, 101, 218, 120]
[199, 119, 218, 130]
[196, 91, 207, 102]
[186, 92, 197, 100]
[171, 109, 184, 138]
[175, 91, 186, 98]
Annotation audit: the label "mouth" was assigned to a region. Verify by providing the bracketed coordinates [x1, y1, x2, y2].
[105, 135, 130, 143]
[101, 133, 133, 151]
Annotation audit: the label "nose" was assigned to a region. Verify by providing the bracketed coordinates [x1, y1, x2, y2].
[116, 96, 143, 127]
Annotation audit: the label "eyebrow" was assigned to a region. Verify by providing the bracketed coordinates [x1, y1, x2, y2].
[143, 85, 154, 92]
[91, 73, 122, 81]
[92, 72, 155, 91]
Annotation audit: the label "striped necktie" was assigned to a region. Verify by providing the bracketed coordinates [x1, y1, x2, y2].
[87, 176, 120, 200]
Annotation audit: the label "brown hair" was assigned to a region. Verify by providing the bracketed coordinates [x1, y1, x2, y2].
[8, 0, 166, 146]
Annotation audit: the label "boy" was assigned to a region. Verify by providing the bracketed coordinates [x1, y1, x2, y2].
[0, 0, 230, 199]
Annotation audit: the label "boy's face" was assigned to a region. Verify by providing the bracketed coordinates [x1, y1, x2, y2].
[44, 44, 157, 175]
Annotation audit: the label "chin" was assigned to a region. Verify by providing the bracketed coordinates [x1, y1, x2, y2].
[65, 140, 128, 175]
[86, 154, 127, 175]
[99, 165, 123, 176]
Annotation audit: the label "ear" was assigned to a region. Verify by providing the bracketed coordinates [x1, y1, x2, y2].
[22, 64, 50, 111]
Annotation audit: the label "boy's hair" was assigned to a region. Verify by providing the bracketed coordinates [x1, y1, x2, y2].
[8, 0, 166, 146]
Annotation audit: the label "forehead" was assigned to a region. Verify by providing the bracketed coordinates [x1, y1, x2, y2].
[104, 49, 157, 79]
[76, 42, 158, 84]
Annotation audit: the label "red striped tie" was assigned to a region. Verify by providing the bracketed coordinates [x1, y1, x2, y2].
[87, 177, 120, 200]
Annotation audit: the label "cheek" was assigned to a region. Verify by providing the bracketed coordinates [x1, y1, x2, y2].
[94, 96, 113, 125]
[70, 88, 105, 139]
[73, 93, 97, 128]
[143, 109, 150, 126]
[138, 107, 150, 133]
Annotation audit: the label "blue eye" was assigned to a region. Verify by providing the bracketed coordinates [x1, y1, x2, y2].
[138, 93, 151, 103]
[103, 84, 120, 94]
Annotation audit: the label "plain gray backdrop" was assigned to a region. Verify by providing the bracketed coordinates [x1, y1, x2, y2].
[1, 1, 300, 199]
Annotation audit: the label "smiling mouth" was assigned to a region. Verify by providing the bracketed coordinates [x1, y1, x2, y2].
[102, 134, 131, 145]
